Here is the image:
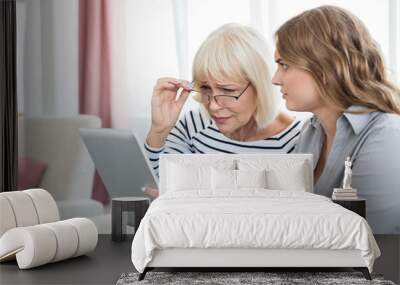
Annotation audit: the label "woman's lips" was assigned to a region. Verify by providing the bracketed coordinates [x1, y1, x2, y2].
[212, 115, 232, 124]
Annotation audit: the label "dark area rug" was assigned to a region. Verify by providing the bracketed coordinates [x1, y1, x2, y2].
[116, 271, 396, 285]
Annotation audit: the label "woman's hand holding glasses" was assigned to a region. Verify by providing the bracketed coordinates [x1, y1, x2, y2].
[146, 77, 191, 148]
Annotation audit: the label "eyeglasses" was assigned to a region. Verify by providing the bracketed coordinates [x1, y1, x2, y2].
[190, 81, 251, 107]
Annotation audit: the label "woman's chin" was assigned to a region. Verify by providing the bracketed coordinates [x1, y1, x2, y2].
[216, 123, 233, 133]
[285, 100, 314, 112]
[285, 101, 302, 112]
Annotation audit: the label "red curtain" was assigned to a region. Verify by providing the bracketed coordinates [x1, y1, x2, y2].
[79, 0, 111, 204]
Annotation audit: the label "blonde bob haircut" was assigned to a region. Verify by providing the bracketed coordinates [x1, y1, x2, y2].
[275, 5, 400, 114]
[192, 23, 278, 129]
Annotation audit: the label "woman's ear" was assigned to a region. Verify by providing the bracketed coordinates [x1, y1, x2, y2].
[321, 72, 328, 85]
[322, 73, 328, 85]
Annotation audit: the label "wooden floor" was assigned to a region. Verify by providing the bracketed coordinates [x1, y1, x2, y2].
[0, 235, 134, 285]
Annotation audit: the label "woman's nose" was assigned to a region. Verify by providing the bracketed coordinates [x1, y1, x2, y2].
[208, 96, 223, 111]
[272, 71, 282, 86]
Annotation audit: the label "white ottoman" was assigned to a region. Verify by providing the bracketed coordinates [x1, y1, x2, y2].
[0, 189, 98, 269]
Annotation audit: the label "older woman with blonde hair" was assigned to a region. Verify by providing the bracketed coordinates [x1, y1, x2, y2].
[144, 23, 301, 197]
[272, 5, 400, 234]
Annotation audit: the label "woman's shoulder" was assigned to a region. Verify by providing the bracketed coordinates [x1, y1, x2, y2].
[352, 112, 400, 165]
[364, 112, 400, 139]
[379, 112, 400, 128]
[343, 110, 400, 137]
[289, 114, 318, 137]
[269, 113, 302, 139]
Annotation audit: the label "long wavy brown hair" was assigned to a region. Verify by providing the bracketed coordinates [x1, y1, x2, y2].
[275, 5, 400, 114]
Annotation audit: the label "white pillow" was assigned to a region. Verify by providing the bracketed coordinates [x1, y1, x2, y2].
[211, 168, 236, 190]
[167, 162, 211, 191]
[267, 167, 306, 191]
[236, 169, 268, 189]
[211, 168, 268, 190]
[238, 159, 308, 191]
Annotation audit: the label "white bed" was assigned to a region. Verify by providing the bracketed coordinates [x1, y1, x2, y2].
[131, 154, 380, 280]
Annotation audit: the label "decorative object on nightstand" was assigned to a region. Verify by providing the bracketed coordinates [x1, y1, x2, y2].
[112, 197, 150, 242]
[332, 198, 366, 218]
[332, 157, 359, 200]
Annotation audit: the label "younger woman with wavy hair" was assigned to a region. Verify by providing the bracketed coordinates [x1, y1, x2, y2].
[272, 5, 400, 234]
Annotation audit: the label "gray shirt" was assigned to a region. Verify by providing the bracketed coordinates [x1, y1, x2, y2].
[295, 105, 400, 234]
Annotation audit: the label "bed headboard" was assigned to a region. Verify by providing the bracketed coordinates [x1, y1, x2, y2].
[159, 153, 313, 195]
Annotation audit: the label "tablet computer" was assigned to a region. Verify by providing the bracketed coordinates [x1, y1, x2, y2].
[79, 128, 158, 198]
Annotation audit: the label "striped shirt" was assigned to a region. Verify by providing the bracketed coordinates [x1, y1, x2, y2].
[145, 109, 301, 176]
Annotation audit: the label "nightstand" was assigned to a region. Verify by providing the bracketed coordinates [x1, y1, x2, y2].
[112, 197, 150, 242]
[332, 198, 366, 218]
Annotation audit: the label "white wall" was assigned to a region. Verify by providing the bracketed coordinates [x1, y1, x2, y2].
[17, 0, 78, 117]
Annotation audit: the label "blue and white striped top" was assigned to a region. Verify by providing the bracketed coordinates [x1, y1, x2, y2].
[145, 109, 301, 177]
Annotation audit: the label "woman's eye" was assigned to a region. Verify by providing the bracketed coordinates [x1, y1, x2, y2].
[281, 63, 289, 71]
[222, 88, 235, 93]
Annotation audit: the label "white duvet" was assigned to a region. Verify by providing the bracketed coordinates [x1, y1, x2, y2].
[131, 190, 380, 273]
